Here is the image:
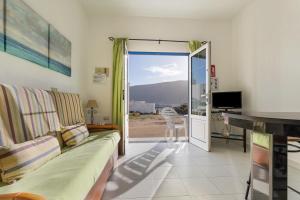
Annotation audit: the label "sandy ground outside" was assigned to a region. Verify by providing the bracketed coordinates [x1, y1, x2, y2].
[129, 114, 187, 138]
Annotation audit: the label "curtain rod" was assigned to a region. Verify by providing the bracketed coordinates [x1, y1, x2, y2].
[108, 37, 189, 44]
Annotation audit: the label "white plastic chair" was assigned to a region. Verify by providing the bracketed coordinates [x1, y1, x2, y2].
[160, 107, 188, 141]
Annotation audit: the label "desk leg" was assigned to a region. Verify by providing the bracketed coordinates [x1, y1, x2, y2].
[243, 128, 247, 153]
[272, 133, 288, 199]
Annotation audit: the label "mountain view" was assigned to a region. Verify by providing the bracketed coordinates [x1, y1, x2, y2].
[130, 80, 188, 106]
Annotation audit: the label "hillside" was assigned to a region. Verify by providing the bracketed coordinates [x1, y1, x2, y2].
[130, 80, 188, 106]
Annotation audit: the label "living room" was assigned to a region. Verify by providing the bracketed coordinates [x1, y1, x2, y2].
[0, 0, 299, 200]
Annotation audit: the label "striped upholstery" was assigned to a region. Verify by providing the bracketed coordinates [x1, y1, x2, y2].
[0, 136, 61, 183]
[61, 123, 89, 146]
[48, 91, 85, 126]
[0, 84, 61, 148]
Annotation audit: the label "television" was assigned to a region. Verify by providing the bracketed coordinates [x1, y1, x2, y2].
[212, 91, 242, 109]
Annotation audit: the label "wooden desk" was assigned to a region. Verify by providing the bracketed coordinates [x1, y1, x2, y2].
[87, 124, 119, 133]
[222, 112, 300, 200]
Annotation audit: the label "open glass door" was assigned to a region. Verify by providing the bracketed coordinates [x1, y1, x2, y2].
[189, 42, 211, 151]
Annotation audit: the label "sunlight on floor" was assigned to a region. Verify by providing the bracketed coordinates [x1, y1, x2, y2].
[103, 140, 249, 200]
[103, 140, 300, 200]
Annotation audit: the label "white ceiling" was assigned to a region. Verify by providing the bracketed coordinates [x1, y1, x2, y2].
[79, 0, 252, 20]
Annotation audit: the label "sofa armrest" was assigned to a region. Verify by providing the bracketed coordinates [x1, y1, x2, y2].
[0, 193, 45, 200]
[87, 124, 119, 133]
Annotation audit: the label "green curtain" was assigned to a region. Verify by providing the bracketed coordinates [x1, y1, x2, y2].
[112, 38, 127, 132]
[188, 40, 204, 53]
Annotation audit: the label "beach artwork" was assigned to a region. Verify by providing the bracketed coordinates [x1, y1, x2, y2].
[0, 0, 4, 51]
[6, 0, 49, 68]
[1, 0, 72, 76]
[49, 25, 71, 76]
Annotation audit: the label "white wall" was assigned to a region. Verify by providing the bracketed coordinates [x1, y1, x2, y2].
[0, 0, 88, 94]
[83, 16, 236, 122]
[232, 0, 300, 112]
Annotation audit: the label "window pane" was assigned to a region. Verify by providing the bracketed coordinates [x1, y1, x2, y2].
[191, 49, 207, 116]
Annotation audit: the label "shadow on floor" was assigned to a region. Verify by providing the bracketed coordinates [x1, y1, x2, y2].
[103, 142, 180, 199]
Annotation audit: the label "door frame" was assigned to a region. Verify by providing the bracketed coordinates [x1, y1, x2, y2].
[188, 42, 212, 152]
[123, 46, 129, 153]
[123, 51, 190, 147]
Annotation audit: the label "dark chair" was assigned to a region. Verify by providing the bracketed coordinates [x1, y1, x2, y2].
[245, 173, 251, 199]
[245, 138, 300, 200]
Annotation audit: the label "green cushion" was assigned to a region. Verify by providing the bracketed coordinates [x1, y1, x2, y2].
[0, 131, 120, 200]
[252, 132, 270, 149]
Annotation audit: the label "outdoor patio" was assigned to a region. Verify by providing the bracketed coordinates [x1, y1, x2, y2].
[129, 114, 188, 140]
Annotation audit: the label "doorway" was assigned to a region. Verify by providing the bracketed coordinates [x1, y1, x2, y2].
[127, 52, 189, 143]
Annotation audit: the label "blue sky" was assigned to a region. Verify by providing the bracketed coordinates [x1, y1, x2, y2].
[128, 54, 189, 86]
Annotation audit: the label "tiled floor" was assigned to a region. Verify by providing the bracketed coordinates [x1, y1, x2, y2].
[103, 140, 300, 200]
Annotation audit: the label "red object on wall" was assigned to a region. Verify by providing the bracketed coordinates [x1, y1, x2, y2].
[211, 65, 216, 77]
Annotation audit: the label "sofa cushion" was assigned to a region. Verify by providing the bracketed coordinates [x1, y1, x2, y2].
[0, 131, 120, 200]
[0, 136, 61, 183]
[61, 123, 89, 146]
[48, 91, 85, 126]
[0, 84, 61, 148]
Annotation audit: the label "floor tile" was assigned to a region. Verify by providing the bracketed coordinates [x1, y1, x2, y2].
[154, 179, 189, 197]
[209, 177, 246, 194]
[233, 194, 246, 200]
[175, 166, 206, 178]
[150, 166, 179, 180]
[289, 189, 300, 200]
[120, 179, 159, 198]
[288, 166, 300, 192]
[200, 165, 236, 177]
[182, 178, 222, 196]
[196, 194, 242, 200]
[153, 197, 194, 200]
[103, 179, 158, 199]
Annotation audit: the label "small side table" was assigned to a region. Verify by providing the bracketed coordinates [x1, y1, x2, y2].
[87, 124, 119, 133]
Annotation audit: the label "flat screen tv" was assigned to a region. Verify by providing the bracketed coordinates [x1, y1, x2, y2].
[212, 91, 242, 109]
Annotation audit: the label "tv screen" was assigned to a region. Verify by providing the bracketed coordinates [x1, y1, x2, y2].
[212, 91, 242, 109]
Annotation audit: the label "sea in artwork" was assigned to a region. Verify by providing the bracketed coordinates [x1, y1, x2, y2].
[6, 35, 49, 67]
[49, 59, 71, 76]
[0, 0, 4, 51]
[6, 0, 49, 67]
[49, 25, 71, 76]
[0, 33, 4, 52]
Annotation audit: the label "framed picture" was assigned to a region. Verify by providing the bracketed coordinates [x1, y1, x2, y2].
[5, 0, 49, 68]
[0, 0, 4, 51]
[49, 25, 71, 76]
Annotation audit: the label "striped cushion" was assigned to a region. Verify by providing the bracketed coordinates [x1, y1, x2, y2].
[61, 123, 89, 146]
[48, 91, 85, 127]
[0, 135, 61, 183]
[0, 84, 61, 148]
